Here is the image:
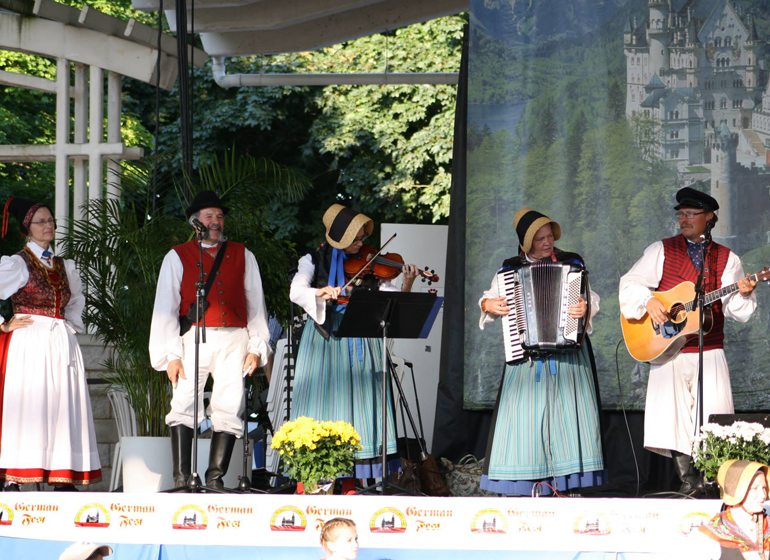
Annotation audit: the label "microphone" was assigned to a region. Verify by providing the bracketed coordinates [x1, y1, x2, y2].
[189, 217, 208, 235]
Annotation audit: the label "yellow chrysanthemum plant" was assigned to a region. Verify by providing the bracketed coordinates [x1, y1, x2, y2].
[271, 416, 362, 494]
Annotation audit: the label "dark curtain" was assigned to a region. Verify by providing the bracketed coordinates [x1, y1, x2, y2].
[431, 24, 492, 462]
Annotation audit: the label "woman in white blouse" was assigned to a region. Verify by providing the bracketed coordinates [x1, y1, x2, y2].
[0, 197, 101, 491]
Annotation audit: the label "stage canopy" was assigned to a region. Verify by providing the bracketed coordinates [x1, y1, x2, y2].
[131, 0, 468, 56]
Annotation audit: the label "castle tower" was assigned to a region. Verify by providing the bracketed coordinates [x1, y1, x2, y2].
[684, 11, 699, 88]
[710, 124, 737, 241]
[647, 0, 671, 76]
[744, 17, 760, 93]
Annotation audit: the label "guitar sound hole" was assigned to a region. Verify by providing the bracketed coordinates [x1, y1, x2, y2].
[670, 304, 686, 323]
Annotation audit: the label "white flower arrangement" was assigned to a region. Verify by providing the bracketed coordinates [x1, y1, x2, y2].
[692, 421, 770, 481]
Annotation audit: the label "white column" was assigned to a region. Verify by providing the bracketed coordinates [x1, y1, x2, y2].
[88, 65, 104, 205]
[106, 71, 122, 202]
[54, 57, 70, 233]
[73, 63, 88, 222]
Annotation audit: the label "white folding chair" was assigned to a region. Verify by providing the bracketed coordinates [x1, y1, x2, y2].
[107, 385, 139, 492]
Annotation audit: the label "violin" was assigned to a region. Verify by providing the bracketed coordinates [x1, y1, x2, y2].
[343, 245, 439, 285]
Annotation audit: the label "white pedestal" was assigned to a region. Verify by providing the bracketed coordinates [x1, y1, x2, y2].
[121, 436, 246, 492]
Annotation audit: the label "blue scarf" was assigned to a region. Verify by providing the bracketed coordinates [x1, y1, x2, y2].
[328, 248, 347, 290]
[328, 248, 364, 362]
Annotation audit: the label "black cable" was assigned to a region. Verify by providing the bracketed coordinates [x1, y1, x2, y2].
[189, 0, 194, 171]
[151, 0, 163, 213]
[174, 0, 193, 181]
[613, 337, 641, 497]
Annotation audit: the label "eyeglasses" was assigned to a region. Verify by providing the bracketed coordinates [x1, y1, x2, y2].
[675, 211, 705, 220]
[29, 218, 56, 226]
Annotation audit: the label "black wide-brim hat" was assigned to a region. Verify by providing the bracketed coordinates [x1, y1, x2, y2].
[674, 184, 719, 211]
[322, 203, 373, 249]
[185, 190, 229, 219]
[2, 196, 49, 238]
[512, 207, 561, 254]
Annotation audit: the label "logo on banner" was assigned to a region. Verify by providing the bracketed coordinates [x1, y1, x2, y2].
[678, 512, 711, 535]
[172, 505, 208, 530]
[470, 508, 507, 534]
[369, 507, 407, 533]
[270, 506, 306, 531]
[0, 503, 13, 526]
[573, 513, 610, 535]
[74, 503, 110, 528]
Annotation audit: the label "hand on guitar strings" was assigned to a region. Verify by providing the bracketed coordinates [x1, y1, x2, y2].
[645, 297, 670, 326]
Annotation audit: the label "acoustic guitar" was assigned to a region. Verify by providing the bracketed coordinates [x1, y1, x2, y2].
[620, 268, 770, 364]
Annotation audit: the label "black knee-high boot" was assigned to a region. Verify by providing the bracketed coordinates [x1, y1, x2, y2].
[671, 451, 704, 496]
[170, 425, 194, 489]
[205, 431, 237, 491]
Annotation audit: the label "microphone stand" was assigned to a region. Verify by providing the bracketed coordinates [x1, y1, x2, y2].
[691, 231, 711, 447]
[178, 226, 229, 493]
[187, 226, 208, 491]
[236, 374, 275, 493]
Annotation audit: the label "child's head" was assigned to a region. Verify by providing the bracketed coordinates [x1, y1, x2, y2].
[320, 517, 359, 560]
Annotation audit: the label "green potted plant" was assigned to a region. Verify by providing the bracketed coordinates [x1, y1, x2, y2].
[692, 421, 770, 482]
[270, 416, 362, 494]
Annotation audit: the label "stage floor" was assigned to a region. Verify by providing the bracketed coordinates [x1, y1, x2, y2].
[0, 491, 723, 559]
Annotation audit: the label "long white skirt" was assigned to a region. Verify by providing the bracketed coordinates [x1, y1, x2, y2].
[0, 315, 101, 485]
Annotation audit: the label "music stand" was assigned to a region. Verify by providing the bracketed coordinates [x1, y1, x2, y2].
[335, 290, 443, 494]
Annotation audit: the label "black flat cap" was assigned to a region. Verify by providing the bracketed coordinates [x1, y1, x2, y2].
[674, 184, 719, 211]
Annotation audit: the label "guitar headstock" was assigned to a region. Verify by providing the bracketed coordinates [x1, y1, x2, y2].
[754, 267, 770, 284]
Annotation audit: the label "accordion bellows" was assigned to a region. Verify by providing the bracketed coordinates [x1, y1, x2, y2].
[496, 261, 586, 364]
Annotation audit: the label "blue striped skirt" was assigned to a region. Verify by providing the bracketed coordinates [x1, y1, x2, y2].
[290, 313, 398, 478]
[480, 343, 605, 496]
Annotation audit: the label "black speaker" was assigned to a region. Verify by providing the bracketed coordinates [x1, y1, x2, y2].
[708, 413, 770, 427]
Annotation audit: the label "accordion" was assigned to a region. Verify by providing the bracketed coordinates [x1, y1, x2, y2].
[495, 261, 587, 364]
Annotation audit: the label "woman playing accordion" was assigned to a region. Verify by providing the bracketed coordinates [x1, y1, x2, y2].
[478, 208, 605, 496]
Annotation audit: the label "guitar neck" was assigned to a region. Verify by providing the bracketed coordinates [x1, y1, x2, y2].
[684, 273, 757, 311]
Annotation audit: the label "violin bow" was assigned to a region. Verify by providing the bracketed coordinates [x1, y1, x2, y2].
[339, 233, 398, 293]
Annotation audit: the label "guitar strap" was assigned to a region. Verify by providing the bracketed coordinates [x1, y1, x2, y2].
[179, 241, 229, 335]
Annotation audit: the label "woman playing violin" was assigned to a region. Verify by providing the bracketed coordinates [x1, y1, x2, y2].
[289, 203, 418, 489]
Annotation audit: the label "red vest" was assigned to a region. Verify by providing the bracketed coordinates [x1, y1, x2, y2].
[11, 247, 70, 319]
[658, 235, 730, 351]
[174, 241, 248, 328]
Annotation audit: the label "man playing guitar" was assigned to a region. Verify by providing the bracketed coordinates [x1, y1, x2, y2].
[619, 183, 757, 496]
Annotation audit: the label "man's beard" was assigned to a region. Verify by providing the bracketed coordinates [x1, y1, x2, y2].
[205, 226, 227, 243]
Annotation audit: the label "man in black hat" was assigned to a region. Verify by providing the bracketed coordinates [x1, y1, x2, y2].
[619, 183, 757, 495]
[149, 190, 271, 490]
